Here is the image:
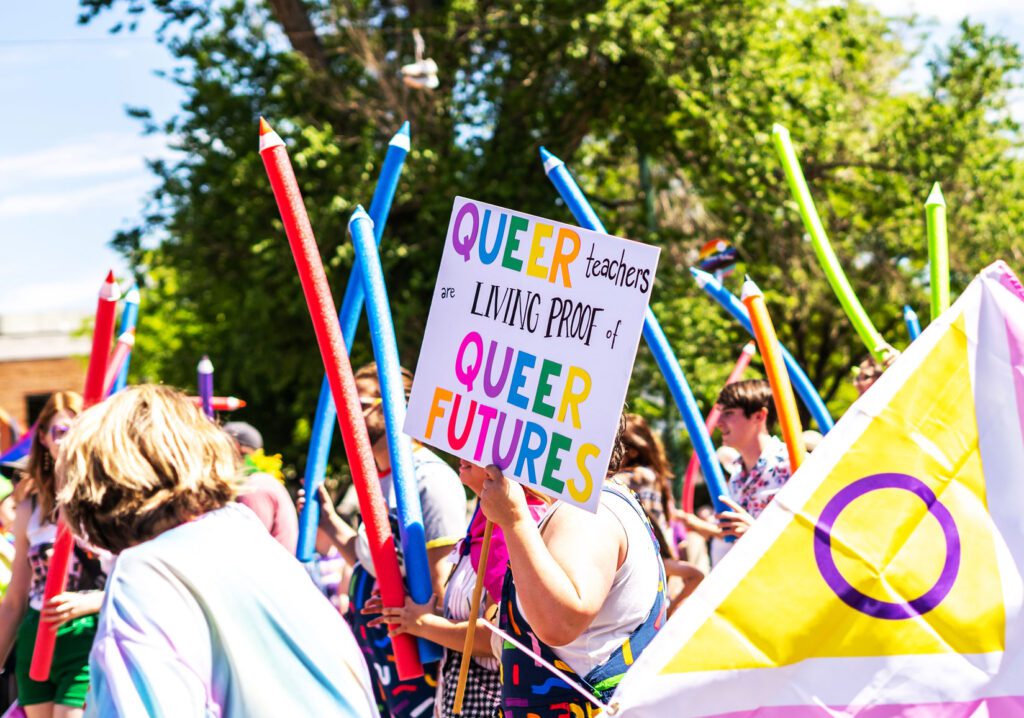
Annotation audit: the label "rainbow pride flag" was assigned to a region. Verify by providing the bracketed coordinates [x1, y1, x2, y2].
[610, 261, 1024, 717]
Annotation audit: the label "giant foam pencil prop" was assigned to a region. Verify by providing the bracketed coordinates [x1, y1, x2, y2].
[259, 118, 422, 679]
[681, 341, 755, 514]
[771, 124, 892, 362]
[903, 305, 921, 342]
[102, 330, 136, 397]
[926, 183, 949, 321]
[349, 207, 441, 665]
[110, 284, 140, 394]
[691, 267, 834, 433]
[540, 147, 730, 513]
[189, 396, 247, 412]
[297, 122, 411, 563]
[197, 356, 215, 420]
[31, 271, 120, 681]
[742, 276, 806, 471]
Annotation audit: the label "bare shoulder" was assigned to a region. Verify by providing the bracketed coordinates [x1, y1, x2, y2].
[542, 497, 625, 547]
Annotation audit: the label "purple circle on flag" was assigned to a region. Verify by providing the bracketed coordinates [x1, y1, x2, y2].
[813, 472, 960, 620]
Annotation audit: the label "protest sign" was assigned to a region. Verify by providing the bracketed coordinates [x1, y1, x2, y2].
[405, 197, 659, 512]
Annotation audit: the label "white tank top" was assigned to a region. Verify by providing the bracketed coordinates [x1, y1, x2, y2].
[26, 503, 107, 611]
[27, 504, 58, 611]
[443, 550, 499, 671]
[518, 487, 660, 677]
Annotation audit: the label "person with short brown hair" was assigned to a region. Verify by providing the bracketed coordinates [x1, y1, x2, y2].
[55, 384, 377, 717]
[715, 379, 790, 521]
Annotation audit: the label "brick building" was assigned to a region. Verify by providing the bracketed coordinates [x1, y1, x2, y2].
[0, 313, 89, 449]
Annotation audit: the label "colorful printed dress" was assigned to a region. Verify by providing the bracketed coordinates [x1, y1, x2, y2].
[496, 485, 667, 717]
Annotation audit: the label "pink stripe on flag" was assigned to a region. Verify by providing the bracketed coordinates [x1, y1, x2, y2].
[697, 695, 1024, 718]
[1005, 315, 1024, 449]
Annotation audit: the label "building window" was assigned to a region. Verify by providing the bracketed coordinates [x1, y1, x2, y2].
[26, 393, 52, 428]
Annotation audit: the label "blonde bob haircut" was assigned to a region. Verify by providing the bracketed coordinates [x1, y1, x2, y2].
[56, 384, 237, 553]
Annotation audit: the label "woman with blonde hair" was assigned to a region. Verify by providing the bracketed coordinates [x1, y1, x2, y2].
[55, 384, 377, 717]
[0, 391, 104, 718]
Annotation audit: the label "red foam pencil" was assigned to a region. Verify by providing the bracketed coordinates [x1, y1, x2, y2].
[258, 117, 422, 679]
[31, 270, 120, 681]
[83, 271, 121, 407]
[102, 329, 136, 397]
[189, 396, 247, 411]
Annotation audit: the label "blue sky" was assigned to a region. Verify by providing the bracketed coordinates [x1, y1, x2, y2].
[0, 0, 181, 314]
[0, 0, 1021, 316]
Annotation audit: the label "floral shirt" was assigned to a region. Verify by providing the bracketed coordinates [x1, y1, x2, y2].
[726, 436, 791, 518]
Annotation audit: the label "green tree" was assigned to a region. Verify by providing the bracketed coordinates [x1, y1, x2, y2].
[82, 0, 1024, 490]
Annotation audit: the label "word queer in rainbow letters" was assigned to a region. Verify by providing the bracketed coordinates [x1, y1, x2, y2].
[405, 197, 659, 512]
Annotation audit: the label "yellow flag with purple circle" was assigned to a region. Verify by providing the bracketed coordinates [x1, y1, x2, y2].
[611, 261, 1024, 717]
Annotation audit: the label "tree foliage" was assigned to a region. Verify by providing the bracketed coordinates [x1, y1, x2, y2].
[83, 0, 1024, 489]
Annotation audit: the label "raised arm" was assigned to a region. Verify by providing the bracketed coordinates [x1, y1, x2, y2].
[479, 468, 624, 647]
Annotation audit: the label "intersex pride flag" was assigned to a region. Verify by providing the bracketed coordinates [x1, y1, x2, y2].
[405, 197, 659, 512]
[610, 261, 1024, 716]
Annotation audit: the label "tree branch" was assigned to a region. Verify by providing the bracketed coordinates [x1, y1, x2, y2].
[266, 0, 330, 73]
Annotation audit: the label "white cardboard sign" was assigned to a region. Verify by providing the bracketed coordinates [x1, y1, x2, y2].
[405, 197, 659, 512]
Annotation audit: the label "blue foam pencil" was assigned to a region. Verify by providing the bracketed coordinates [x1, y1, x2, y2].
[903, 305, 921, 341]
[540, 147, 730, 514]
[297, 122, 411, 562]
[350, 206, 440, 664]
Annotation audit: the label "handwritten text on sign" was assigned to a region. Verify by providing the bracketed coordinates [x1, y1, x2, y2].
[405, 197, 659, 512]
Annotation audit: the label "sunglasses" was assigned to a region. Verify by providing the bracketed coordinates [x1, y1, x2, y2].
[48, 423, 71, 444]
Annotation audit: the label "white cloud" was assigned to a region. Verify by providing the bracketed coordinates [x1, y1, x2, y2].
[0, 176, 156, 219]
[872, 0, 1020, 25]
[0, 276, 112, 314]
[0, 133, 172, 193]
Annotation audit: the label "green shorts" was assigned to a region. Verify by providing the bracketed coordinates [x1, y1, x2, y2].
[15, 608, 97, 707]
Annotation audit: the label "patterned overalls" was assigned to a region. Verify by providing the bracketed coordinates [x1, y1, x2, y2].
[348, 538, 439, 716]
[496, 485, 667, 717]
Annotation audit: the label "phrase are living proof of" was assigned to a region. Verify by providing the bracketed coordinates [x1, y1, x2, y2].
[405, 197, 659, 511]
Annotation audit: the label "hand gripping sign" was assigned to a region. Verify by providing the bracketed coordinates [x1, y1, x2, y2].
[405, 197, 659, 512]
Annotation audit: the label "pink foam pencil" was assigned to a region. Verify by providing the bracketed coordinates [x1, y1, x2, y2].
[102, 330, 136, 398]
[681, 341, 756, 514]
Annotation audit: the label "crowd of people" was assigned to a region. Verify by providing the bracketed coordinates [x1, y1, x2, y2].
[0, 357, 888, 717]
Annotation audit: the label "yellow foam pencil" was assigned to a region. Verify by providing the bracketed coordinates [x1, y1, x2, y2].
[741, 276, 805, 471]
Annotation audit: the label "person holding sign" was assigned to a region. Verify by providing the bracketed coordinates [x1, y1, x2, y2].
[403, 197, 663, 716]
[478, 419, 667, 717]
